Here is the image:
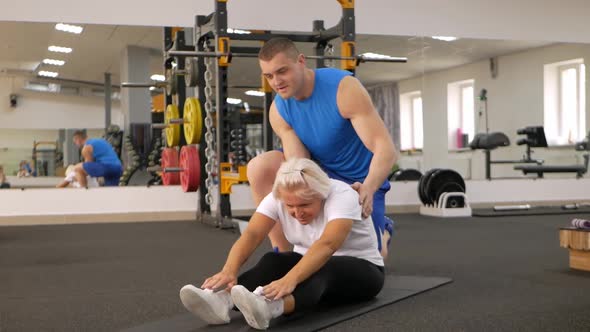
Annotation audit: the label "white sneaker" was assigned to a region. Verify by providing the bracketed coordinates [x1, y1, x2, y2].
[231, 285, 275, 330]
[179, 284, 232, 325]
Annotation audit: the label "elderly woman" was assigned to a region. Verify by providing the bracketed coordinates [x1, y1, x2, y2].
[0, 165, 10, 189]
[180, 158, 384, 330]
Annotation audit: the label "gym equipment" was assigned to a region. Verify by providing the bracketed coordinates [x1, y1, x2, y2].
[389, 168, 423, 181]
[154, 98, 203, 146]
[183, 57, 199, 87]
[514, 130, 590, 178]
[122, 275, 452, 332]
[571, 218, 590, 229]
[418, 169, 471, 217]
[474, 204, 590, 217]
[121, 0, 409, 226]
[163, 104, 180, 147]
[167, 49, 407, 65]
[147, 145, 200, 192]
[219, 162, 248, 194]
[32, 141, 59, 176]
[160, 148, 180, 185]
[559, 226, 590, 271]
[470, 126, 547, 180]
[182, 98, 203, 144]
[493, 204, 532, 211]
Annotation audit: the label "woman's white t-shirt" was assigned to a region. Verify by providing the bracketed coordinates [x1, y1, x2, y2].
[256, 179, 384, 266]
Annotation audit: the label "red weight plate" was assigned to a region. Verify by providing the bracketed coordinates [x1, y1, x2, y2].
[161, 148, 180, 185]
[179, 145, 201, 192]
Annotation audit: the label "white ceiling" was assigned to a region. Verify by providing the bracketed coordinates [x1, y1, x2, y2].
[0, 21, 553, 108]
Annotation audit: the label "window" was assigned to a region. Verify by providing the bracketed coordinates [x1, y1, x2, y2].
[447, 79, 475, 149]
[399, 91, 423, 150]
[544, 59, 586, 145]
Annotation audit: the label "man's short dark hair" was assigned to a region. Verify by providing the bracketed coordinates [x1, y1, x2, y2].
[258, 37, 300, 61]
[73, 130, 87, 139]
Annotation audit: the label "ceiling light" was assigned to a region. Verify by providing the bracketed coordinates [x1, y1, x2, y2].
[55, 23, 83, 34]
[431, 36, 458, 42]
[245, 90, 265, 97]
[227, 98, 242, 105]
[243, 102, 251, 112]
[42, 59, 65, 66]
[150, 74, 165, 81]
[149, 87, 156, 91]
[38, 71, 59, 78]
[227, 28, 251, 34]
[359, 52, 407, 61]
[48, 45, 72, 53]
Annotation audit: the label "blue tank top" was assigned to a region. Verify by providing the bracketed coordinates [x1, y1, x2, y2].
[86, 138, 121, 166]
[275, 68, 389, 191]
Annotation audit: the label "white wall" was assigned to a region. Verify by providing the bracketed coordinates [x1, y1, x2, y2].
[397, 43, 590, 179]
[0, 76, 122, 129]
[1, 1, 590, 43]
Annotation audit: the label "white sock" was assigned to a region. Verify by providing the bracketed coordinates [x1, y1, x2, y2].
[253, 286, 284, 318]
[267, 298, 284, 318]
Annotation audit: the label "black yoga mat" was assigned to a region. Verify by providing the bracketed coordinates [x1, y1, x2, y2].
[122, 275, 452, 332]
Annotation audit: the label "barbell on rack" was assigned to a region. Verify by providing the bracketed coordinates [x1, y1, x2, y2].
[166, 50, 408, 65]
[147, 146, 201, 192]
[151, 98, 203, 147]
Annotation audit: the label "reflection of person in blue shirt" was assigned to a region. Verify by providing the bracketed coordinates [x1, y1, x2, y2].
[18, 160, 34, 177]
[72, 130, 123, 187]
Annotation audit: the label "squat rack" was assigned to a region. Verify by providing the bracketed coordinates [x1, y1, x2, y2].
[124, 0, 406, 227]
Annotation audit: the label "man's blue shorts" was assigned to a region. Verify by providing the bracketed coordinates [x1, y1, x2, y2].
[83, 162, 123, 186]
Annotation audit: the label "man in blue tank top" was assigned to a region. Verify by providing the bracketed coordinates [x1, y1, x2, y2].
[72, 130, 123, 187]
[248, 38, 398, 259]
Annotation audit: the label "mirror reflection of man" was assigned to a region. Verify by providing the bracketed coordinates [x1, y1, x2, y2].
[72, 130, 122, 187]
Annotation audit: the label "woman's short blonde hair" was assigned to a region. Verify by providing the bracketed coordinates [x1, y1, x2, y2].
[272, 158, 331, 200]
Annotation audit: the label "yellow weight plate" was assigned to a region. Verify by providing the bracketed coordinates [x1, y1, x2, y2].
[165, 104, 180, 147]
[183, 97, 203, 144]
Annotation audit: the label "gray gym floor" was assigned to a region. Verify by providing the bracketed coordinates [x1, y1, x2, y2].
[1, 213, 590, 331]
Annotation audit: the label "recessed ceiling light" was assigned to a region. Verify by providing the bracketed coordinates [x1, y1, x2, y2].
[245, 90, 265, 97]
[55, 23, 83, 34]
[48, 46, 72, 53]
[431, 36, 458, 42]
[38, 71, 59, 78]
[42, 59, 65, 66]
[150, 74, 165, 82]
[227, 98, 242, 105]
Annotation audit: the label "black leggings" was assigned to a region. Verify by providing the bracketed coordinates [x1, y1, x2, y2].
[237, 251, 384, 313]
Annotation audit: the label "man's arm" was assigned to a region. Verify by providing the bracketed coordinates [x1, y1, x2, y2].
[81, 145, 94, 162]
[269, 102, 310, 159]
[337, 76, 397, 191]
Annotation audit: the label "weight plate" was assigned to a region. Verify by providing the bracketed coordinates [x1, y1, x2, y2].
[184, 57, 199, 87]
[165, 104, 180, 147]
[434, 181, 465, 207]
[165, 68, 177, 96]
[426, 169, 466, 206]
[180, 145, 201, 192]
[161, 147, 180, 185]
[183, 97, 203, 144]
[418, 168, 440, 205]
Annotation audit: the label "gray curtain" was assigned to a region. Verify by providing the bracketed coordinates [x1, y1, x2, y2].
[367, 82, 400, 151]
